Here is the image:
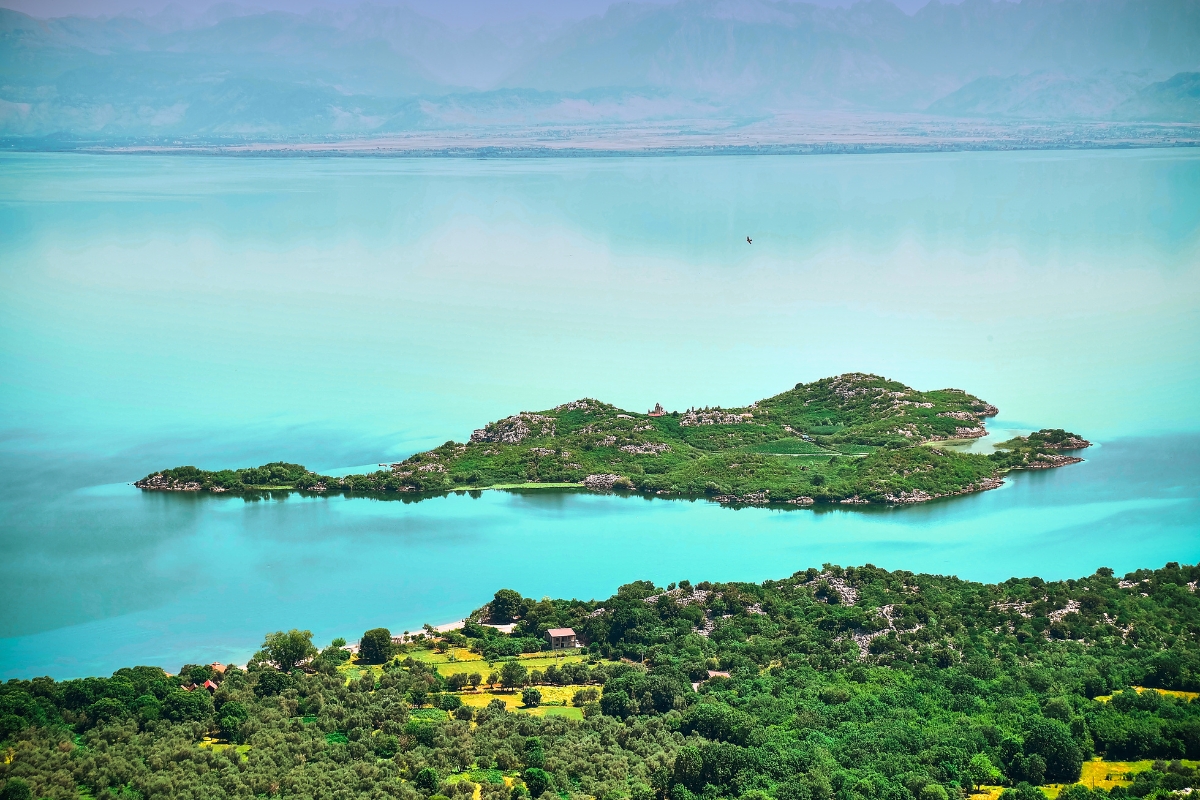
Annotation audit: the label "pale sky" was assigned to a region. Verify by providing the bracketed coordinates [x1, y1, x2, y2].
[10, 0, 678, 26]
[3, 0, 944, 27]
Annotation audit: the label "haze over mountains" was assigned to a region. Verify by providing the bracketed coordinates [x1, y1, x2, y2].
[1, 0, 1198, 143]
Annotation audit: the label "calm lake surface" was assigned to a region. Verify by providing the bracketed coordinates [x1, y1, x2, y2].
[1, 150, 1198, 679]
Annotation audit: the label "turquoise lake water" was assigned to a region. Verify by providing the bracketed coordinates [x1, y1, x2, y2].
[1, 150, 1198, 678]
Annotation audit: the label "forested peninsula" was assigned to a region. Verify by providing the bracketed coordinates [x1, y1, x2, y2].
[3, 561, 1199, 800]
[136, 374, 1091, 506]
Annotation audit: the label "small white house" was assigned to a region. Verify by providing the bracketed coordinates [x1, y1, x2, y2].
[546, 627, 578, 650]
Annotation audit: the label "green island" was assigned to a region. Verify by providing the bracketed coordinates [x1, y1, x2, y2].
[3, 561, 1199, 800]
[134, 373, 1090, 506]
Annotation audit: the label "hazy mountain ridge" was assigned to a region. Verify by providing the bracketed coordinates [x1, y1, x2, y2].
[1115, 72, 1200, 121]
[1, 0, 1198, 140]
[927, 71, 1159, 119]
[309, 5, 569, 89]
[508, 0, 1200, 105]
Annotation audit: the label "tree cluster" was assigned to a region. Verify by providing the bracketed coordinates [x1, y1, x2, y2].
[3, 562, 1199, 800]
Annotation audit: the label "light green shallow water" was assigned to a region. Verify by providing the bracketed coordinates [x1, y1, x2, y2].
[0, 150, 1197, 678]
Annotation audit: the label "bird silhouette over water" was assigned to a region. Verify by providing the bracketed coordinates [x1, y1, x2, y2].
[746, 236, 752, 244]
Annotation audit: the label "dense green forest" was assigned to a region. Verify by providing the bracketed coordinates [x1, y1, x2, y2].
[135, 374, 1090, 506]
[3, 562, 1199, 800]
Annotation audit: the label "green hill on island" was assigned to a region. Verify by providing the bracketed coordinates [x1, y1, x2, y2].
[136, 373, 1090, 506]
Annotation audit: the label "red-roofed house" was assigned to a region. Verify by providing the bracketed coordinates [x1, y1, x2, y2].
[546, 628, 578, 650]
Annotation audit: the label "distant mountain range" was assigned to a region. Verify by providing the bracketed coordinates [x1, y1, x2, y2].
[1, 0, 1198, 141]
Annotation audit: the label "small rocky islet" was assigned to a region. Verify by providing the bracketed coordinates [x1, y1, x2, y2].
[136, 373, 1090, 507]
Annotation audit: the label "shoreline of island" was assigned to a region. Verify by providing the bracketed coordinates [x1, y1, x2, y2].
[131, 459, 1080, 508]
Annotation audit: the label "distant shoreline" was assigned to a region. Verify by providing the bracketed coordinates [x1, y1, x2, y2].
[4, 121, 1199, 159]
[5, 142, 1198, 159]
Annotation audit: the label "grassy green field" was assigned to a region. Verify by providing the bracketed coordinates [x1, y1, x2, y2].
[337, 649, 603, 700]
[199, 737, 251, 760]
[742, 439, 828, 454]
[405, 647, 484, 664]
[335, 662, 385, 683]
[456, 684, 587, 719]
[447, 769, 518, 800]
[406, 647, 595, 676]
[949, 758, 1200, 800]
[1093, 686, 1200, 703]
[1032, 758, 1200, 798]
[352, 651, 598, 719]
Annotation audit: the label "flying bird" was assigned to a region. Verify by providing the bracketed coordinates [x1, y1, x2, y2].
[746, 236, 752, 244]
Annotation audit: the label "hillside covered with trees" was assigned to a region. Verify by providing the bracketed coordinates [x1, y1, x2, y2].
[135, 373, 1090, 506]
[2, 561, 1198, 800]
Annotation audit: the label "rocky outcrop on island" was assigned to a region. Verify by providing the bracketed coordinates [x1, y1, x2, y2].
[929, 410, 989, 439]
[712, 490, 770, 505]
[1022, 453, 1086, 469]
[135, 473, 202, 491]
[619, 442, 671, 455]
[679, 409, 754, 426]
[470, 412, 556, 444]
[555, 399, 600, 413]
[883, 476, 1004, 504]
[583, 474, 627, 490]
